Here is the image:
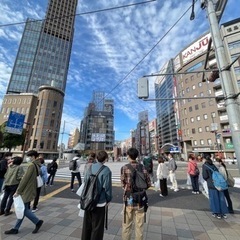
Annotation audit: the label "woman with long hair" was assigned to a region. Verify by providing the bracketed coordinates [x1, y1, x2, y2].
[216, 158, 234, 214]
[202, 155, 228, 219]
[187, 154, 200, 194]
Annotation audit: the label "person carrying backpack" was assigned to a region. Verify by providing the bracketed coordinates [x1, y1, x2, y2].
[69, 156, 81, 192]
[168, 153, 179, 192]
[46, 158, 58, 186]
[121, 148, 151, 240]
[81, 151, 112, 240]
[202, 155, 228, 219]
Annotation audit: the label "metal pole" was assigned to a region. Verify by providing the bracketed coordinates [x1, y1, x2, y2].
[206, 0, 240, 173]
[59, 120, 65, 160]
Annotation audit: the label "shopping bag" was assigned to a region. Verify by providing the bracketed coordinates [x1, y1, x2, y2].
[77, 203, 85, 217]
[13, 195, 25, 219]
[154, 181, 160, 191]
[0, 191, 4, 202]
[37, 176, 44, 188]
[76, 182, 85, 196]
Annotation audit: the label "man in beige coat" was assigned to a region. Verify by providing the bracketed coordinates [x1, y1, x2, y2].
[4, 150, 44, 235]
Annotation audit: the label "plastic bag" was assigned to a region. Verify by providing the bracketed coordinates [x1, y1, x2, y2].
[154, 180, 160, 191]
[76, 182, 85, 196]
[37, 176, 43, 188]
[13, 195, 25, 219]
[77, 203, 85, 217]
[0, 191, 4, 202]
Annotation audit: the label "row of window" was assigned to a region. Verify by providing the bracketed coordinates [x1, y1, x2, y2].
[3, 98, 31, 105]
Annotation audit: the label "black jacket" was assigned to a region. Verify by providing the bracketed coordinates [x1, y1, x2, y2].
[202, 162, 218, 190]
[0, 159, 8, 178]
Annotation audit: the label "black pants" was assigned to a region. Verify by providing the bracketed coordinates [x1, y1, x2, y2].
[223, 189, 233, 212]
[0, 184, 18, 213]
[81, 206, 105, 240]
[70, 172, 82, 189]
[190, 174, 199, 192]
[32, 187, 41, 209]
[47, 171, 56, 185]
[159, 178, 168, 196]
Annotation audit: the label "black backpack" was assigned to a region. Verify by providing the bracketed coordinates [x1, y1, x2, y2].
[69, 159, 77, 171]
[47, 162, 53, 174]
[80, 165, 105, 211]
[126, 163, 148, 192]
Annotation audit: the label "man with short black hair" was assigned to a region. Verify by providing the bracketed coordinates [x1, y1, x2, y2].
[121, 148, 151, 240]
[81, 150, 112, 240]
[70, 156, 81, 192]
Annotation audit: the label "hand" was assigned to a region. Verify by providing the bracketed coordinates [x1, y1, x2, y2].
[13, 193, 19, 198]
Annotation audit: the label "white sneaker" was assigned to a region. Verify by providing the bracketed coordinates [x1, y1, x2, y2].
[159, 194, 164, 197]
[192, 191, 197, 194]
[32, 208, 38, 213]
[174, 189, 179, 192]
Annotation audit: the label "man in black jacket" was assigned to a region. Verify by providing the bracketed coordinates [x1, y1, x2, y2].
[0, 152, 12, 192]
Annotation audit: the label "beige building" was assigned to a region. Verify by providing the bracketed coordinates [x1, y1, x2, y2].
[68, 128, 80, 149]
[176, 18, 240, 158]
[0, 85, 64, 158]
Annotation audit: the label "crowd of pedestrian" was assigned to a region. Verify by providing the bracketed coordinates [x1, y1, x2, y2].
[0, 148, 235, 238]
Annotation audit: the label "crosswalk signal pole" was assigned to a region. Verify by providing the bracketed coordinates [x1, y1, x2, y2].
[204, 0, 240, 173]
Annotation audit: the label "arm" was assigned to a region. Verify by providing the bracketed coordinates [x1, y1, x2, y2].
[120, 166, 126, 189]
[156, 164, 161, 179]
[103, 170, 112, 203]
[17, 164, 34, 195]
[16, 166, 24, 181]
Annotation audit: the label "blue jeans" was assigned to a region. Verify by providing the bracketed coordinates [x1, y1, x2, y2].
[14, 202, 39, 230]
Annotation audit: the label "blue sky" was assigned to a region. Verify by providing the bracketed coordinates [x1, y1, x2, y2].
[0, 0, 239, 146]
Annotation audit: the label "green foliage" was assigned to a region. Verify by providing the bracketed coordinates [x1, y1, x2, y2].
[0, 122, 26, 151]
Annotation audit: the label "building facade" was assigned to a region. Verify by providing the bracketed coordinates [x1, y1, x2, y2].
[80, 92, 114, 153]
[68, 128, 80, 149]
[1, 0, 78, 155]
[176, 18, 240, 158]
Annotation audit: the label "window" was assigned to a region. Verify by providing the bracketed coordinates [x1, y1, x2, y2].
[198, 127, 202, 133]
[199, 92, 204, 97]
[192, 128, 196, 134]
[201, 102, 206, 108]
[196, 115, 201, 121]
[203, 114, 208, 120]
[200, 139, 204, 145]
[205, 126, 210, 132]
[195, 104, 199, 110]
[190, 117, 194, 123]
[211, 112, 216, 118]
[189, 106, 192, 112]
[186, 87, 190, 93]
[192, 85, 196, 90]
[198, 82, 202, 87]
[207, 139, 212, 145]
[193, 140, 197, 146]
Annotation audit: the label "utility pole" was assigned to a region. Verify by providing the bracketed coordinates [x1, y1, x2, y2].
[59, 120, 65, 160]
[204, 0, 240, 173]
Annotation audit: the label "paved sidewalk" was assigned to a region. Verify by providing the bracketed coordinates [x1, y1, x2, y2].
[1, 195, 240, 240]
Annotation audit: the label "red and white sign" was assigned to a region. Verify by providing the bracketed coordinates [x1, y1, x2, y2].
[182, 33, 211, 64]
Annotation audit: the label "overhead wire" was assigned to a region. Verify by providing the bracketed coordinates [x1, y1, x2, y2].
[0, 0, 156, 28]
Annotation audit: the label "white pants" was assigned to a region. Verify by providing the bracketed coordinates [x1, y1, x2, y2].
[169, 171, 178, 190]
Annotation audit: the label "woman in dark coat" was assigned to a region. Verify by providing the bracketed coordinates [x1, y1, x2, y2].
[202, 155, 228, 219]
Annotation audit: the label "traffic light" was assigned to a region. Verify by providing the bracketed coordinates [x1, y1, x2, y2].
[208, 70, 219, 82]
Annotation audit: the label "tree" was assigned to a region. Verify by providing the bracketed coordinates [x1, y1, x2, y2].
[0, 122, 26, 152]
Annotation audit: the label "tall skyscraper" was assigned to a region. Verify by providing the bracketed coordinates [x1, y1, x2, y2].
[1, 0, 78, 156]
[7, 0, 78, 94]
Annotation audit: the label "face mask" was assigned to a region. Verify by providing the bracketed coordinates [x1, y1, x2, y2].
[26, 157, 31, 163]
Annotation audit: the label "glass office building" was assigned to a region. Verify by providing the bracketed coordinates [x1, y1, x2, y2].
[7, 0, 78, 94]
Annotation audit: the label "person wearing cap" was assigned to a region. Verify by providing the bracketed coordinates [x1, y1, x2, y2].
[70, 156, 82, 192]
[0, 152, 13, 192]
[4, 150, 43, 235]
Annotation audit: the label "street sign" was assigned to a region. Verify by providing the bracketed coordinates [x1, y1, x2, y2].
[170, 147, 180, 153]
[5, 111, 25, 135]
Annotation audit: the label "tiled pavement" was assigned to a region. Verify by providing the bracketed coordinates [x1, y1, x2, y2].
[1, 195, 240, 240]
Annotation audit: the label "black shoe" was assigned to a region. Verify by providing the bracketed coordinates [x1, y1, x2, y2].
[32, 220, 43, 234]
[0, 211, 5, 216]
[4, 211, 13, 216]
[5, 228, 18, 234]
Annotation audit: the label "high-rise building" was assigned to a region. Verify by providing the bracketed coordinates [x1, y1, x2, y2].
[7, 0, 78, 94]
[80, 92, 114, 153]
[1, 0, 78, 156]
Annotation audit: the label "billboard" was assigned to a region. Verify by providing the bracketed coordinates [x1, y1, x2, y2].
[91, 133, 106, 142]
[5, 111, 25, 135]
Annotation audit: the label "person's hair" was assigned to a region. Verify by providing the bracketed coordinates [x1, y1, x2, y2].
[127, 148, 139, 160]
[158, 156, 164, 163]
[188, 153, 195, 160]
[3, 152, 12, 158]
[205, 155, 213, 165]
[53, 157, 57, 162]
[39, 157, 45, 164]
[12, 156, 23, 165]
[26, 150, 39, 158]
[97, 151, 108, 163]
[89, 152, 96, 159]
